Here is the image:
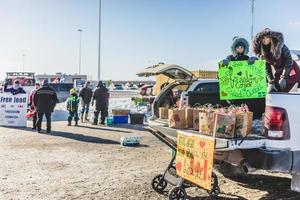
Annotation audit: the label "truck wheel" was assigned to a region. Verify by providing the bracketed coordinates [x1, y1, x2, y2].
[152, 174, 167, 194]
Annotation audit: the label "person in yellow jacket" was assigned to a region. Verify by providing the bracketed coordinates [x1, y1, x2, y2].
[67, 88, 80, 126]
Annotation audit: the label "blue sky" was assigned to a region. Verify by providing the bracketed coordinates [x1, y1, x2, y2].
[0, 0, 300, 81]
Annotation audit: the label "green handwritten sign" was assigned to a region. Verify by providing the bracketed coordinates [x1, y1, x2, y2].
[218, 60, 267, 100]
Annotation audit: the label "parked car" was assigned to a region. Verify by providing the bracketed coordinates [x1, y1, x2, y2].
[137, 63, 300, 192]
[114, 84, 124, 90]
[49, 83, 74, 103]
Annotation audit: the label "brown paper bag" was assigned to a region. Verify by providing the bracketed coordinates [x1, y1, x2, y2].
[199, 110, 216, 135]
[185, 107, 194, 128]
[235, 112, 253, 137]
[213, 113, 236, 138]
[193, 109, 205, 130]
[159, 107, 169, 119]
[168, 109, 185, 129]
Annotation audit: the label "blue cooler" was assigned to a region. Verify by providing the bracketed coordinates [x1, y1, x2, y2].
[113, 115, 128, 124]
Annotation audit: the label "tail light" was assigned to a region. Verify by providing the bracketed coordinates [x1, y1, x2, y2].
[264, 106, 290, 140]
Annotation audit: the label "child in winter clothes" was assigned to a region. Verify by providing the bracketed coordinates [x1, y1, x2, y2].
[220, 36, 256, 66]
[253, 28, 300, 92]
[67, 88, 80, 126]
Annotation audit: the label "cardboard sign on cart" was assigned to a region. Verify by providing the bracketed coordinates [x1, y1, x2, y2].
[218, 60, 267, 100]
[176, 131, 215, 191]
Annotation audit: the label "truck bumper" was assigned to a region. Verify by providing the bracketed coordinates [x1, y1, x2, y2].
[242, 148, 293, 173]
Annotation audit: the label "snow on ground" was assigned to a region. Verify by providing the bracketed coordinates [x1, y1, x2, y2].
[50, 90, 149, 122]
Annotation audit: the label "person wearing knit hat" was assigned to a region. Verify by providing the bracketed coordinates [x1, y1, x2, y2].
[67, 88, 80, 126]
[92, 81, 109, 125]
[219, 36, 256, 67]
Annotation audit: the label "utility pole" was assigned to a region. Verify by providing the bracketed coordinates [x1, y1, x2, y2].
[250, 0, 255, 55]
[98, 0, 101, 81]
[22, 54, 26, 71]
[77, 29, 83, 74]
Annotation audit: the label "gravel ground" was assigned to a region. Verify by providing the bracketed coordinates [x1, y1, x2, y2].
[1, 121, 300, 200]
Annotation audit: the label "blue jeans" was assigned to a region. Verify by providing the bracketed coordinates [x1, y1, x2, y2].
[81, 103, 90, 114]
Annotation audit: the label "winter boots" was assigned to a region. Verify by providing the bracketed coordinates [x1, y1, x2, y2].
[68, 120, 71, 126]
[85, 114, 89, 122]
[75, 120, 78, 126]
[81, 113, 89, 123]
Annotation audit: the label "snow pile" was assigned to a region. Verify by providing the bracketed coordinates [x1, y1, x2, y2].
[50, 97, 149, 122]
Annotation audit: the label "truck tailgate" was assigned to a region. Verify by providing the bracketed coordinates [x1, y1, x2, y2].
[148, 119, 266, 151]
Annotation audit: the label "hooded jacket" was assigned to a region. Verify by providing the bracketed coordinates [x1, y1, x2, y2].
[226, 37, 250, 61]
[253, 29, 300, 90]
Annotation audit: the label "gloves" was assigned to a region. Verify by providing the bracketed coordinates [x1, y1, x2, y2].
[267, 83, 278, 93]
[219, 59, 229, 67]
[278, 78, 287, 90]
[248, 57, 258, 65]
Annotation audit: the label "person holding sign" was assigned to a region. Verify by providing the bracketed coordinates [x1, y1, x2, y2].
[219, 36, 256, 66]
[4, 80, 26, 95]
[253, 28, 300, 92]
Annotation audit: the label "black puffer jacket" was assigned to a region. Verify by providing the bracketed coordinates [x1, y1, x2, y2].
[79, 87, 93, 104]
[93, 86, 109, 109]
[33, 85, 58, 113]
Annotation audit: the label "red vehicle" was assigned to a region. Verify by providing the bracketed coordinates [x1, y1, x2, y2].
[5, 72, 35, 87]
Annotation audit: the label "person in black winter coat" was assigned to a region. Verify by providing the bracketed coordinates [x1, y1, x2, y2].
[220, 36, 256, 66]
[92, 81, 109, 125]
[33, 80, 58, 133]
[79, 81, 93, 122]
[4, 80, 26, 95]
[253, 28, 300, 92]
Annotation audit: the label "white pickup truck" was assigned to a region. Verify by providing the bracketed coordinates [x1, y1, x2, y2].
[138, 62, 300, 192]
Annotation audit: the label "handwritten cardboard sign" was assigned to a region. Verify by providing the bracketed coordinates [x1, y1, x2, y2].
[176, 131, 215, 190]
[218, 60, 267, 100]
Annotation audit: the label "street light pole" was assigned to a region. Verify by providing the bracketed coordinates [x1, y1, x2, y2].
[77, 29, 83, 75]
[98, 0, 101, 81]
[22, 54, 26, 72]
[250, 0, 255, 55]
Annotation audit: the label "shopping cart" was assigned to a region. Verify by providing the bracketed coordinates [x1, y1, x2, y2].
[147, 127, 220, 200]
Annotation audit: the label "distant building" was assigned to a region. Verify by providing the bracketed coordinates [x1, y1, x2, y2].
[35, 73, 87, 84]
[193, 70, 218, 79]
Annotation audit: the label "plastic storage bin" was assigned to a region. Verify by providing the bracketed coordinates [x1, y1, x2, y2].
[106, 116, 114, 125]
[113, 115, 128, 124]
[129, 113, 144, 125]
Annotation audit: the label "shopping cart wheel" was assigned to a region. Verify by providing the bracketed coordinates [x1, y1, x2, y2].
[152, 174, 167, 194]
[168, 186, 187, 200]
[208, 172, 220, 197]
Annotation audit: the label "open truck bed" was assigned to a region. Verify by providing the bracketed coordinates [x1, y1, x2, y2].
[148, 119, 266, 151]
